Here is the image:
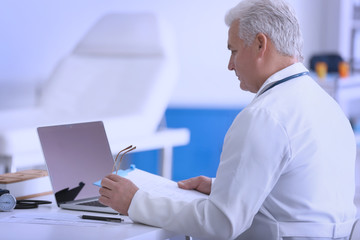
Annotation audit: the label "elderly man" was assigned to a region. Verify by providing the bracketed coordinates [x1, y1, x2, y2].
[99, 0, 357, 239]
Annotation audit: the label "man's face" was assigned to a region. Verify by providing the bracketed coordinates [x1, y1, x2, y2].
[227, 21, 258, 93]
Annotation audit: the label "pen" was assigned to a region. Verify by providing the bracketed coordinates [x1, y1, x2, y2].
[80, 214, 124, 223]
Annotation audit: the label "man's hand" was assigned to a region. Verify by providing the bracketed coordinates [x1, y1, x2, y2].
[177, 176, 212, 195]
[99, 174, 139, 215]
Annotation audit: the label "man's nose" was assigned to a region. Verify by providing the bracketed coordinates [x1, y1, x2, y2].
[228, 59, 234, 71]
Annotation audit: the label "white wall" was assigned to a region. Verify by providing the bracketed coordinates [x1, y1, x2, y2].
[0, 0, 351, 109]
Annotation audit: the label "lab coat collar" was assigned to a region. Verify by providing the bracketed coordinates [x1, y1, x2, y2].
[254, 62, 309, 99]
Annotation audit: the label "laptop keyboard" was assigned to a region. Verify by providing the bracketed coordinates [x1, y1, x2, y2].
[77, 200, 107, 208]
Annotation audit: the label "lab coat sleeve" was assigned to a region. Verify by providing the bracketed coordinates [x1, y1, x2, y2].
[128, 107, 291, 239]
[129, 190, 233, 240]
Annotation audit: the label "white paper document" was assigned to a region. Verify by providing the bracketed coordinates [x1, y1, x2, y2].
[94, 168, 208, 202]
[125, 169, 208, 202]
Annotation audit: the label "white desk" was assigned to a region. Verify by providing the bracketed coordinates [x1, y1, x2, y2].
[0, 195, 179, 240]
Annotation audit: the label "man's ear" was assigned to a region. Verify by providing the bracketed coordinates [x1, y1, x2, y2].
[255, 33, 267, 57]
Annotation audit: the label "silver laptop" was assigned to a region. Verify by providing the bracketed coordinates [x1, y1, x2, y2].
[37, 121, 118, 214]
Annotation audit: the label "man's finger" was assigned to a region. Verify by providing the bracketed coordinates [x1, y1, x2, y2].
[100, 177, 114, 189]
[106, 174, 125, 182]
[99, 186, 112, 198]
[178, 177, 199, 190]
[101, 174, 124, 189]
[98, 195, 110, 206]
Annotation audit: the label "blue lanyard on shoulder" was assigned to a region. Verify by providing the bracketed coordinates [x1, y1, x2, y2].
[259, 71, 309, 96]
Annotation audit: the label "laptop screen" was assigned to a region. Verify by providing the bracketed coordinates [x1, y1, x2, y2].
[37, 121, 114, 204]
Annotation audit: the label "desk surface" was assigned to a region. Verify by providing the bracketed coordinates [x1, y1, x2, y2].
[0, 195, 177, 240]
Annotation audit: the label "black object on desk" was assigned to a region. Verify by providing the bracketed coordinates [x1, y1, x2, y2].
[15, 199, 52, 209]
[80, 214, 124, 223]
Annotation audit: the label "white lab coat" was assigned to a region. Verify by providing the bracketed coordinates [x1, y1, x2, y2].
[128, 63, 357, 240]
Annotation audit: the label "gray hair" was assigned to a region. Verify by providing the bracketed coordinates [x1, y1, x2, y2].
[225, 0, 303, 61]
